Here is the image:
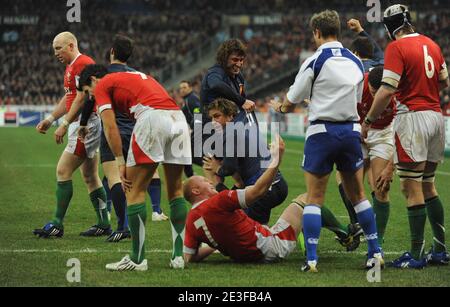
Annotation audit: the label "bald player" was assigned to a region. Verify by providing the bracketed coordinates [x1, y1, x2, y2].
[33, 32, 111, 238]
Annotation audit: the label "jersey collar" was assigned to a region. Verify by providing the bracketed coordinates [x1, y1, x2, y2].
[192, 199, 207, 209]
[69, 53, 82, 66]
[317, 41, 343, 51]
[399, 33, 420, 40]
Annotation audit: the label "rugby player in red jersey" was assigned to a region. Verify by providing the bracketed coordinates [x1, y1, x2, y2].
[362, 4, 450, 268]
[358, 66, 396, 247]
[79, 64, 192, 270]
[33, 32, 110, 238]
[182, 136, 304, 264]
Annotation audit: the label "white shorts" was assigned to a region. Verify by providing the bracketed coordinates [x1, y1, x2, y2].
[362, 124, 394, 161]
[256, 218, 297, 263]
[65, 114, 101, 159]
[127, 109, 192, 167]
[393, 111, 445, 164]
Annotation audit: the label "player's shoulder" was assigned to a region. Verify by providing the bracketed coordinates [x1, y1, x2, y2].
[76, 54, 95, 66]
[209, 190, 237, 204]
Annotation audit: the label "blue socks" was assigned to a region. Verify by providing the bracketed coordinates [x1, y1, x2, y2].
[148, 179, 162, 214]
[303, 205, 322, 262]
[354, 200, 381, 257]
[110, 183, 128, 231]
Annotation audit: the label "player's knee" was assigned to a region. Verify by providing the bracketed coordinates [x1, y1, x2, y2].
[81, 172, 98, 187]
[56, 166, 72, 181]
[374, 190, 389, 203]
[422, 181, 438, 200]
[399, 184, 409, 199]
[126, 190, 146, 205]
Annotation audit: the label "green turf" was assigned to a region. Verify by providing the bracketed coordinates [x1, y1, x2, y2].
[0, 127, 449, 287]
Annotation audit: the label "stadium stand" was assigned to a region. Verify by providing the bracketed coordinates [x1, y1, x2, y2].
[0, 0, 449, 107]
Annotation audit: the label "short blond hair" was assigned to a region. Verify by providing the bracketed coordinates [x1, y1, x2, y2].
[310, 10, 340, 38]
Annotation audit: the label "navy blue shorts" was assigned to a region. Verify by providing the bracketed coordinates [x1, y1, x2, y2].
[100, 129, 132, 163]
[302, 121, 364, 175]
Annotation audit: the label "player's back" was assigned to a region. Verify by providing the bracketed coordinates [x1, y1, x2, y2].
[97, 72, 179, 117]
[185, 191, 264, 262]
[385, 34, 444, 113]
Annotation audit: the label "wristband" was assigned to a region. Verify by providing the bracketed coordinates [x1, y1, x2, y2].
[45, 114, 55, 124]
[61, 118, 70, 128]
[364, 116, 374, 125]
[115, 156, 126, 166]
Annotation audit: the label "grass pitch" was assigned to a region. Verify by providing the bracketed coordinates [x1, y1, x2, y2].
[0, 127, 449, 287]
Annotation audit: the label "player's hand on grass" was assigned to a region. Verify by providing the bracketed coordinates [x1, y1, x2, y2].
[347, 18, 364, 33]
[242, 99, 256, 112]
[36, 119, 52, 134]
[54, 125, 67, 144]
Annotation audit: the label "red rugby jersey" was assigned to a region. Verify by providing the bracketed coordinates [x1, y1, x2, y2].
[64, 54, 95, 112]
[94, 71, 179, 118]
[184, 190, 269, 262]
[383, 34, 447, 114]
[358, 73, 396, 129]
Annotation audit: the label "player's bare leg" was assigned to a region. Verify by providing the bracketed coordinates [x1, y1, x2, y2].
[79, 154, 111, 236]
[163, 163, 189, 269]
[422, 162, 448, 264]
[369, 157, 391, 245]
[389, 161, 428, 267]
[106, 163, 158, 271]
[279, 203, 304, 238]
[33, 151, 85, 238]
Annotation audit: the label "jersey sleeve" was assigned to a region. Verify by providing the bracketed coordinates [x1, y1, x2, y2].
[211, 190, 247, 212]
[94, 78, 113, 114]
[382, 43, 404, 89]
[286, 57, 315, 104]
[183, 215, 200, 255]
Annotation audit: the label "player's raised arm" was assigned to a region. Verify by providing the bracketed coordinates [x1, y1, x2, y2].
[243, 135, 285, 205]
[36, 95, 66, 134]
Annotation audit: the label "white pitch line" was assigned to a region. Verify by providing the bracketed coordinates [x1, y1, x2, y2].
[0, 248, 171, 254]
[2, 164, 54, 168]
[0, 248, 403, 256]
[320, 250, 402, 256]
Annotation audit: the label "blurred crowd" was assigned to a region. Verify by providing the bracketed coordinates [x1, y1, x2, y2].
[0, 0, 221, 105]
[1, 0, 449, 111]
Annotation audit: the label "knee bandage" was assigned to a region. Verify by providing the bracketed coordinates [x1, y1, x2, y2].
[397, 168, 423, 182]
[422, 172, 436, 183]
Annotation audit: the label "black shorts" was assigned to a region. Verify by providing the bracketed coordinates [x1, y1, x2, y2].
[244, 176, 288, 225]
[100, 129, 132, 163]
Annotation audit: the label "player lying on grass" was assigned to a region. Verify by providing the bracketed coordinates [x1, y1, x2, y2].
[183, 136, 304, 264]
